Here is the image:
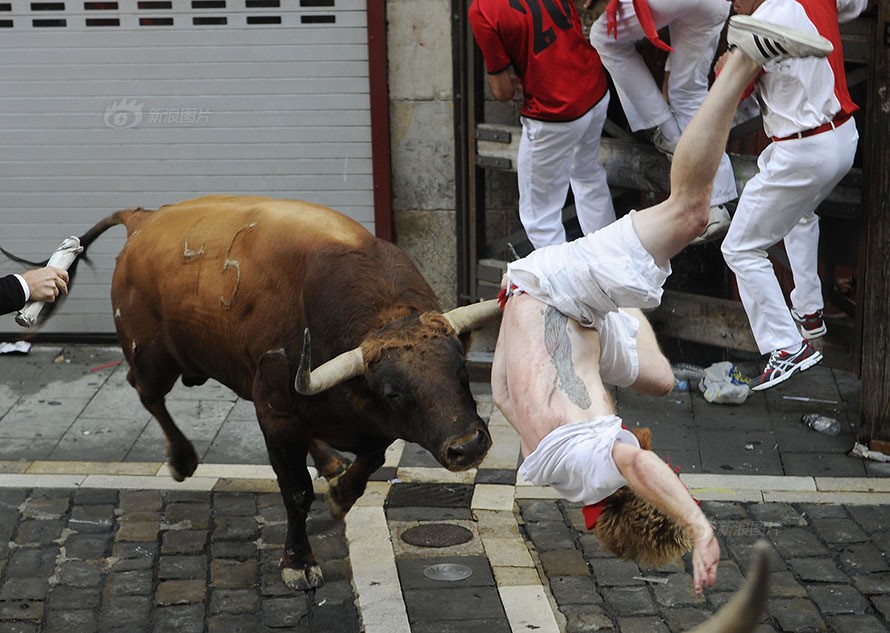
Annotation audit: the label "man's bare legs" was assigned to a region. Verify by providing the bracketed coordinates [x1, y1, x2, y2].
[624, 308, 674, 396]
[632, 50, 761, 266]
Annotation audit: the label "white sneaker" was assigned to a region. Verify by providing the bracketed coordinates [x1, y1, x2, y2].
[689, 205, 731, 245]
[727, 15, 833, 66]
[652, 127, 678, 160]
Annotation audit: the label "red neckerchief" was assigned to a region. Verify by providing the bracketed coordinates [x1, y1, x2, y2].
[604, 0, 673, 53]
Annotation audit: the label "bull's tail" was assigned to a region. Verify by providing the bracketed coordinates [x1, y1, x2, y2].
[78, 207, 152, 251]
[0, 207, 152, 267]
[58, 208, 154, 312]
[0, 206, 155, 329]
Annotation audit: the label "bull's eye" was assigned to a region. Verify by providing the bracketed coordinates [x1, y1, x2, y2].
[383, 383, 403, 401]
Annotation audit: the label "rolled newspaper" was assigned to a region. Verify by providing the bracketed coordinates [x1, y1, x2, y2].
[15, 236, 84, 328]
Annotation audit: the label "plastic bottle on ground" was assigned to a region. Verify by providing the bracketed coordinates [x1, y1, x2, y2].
[671, 363, 705, 382]
[801, 413, 841, 437]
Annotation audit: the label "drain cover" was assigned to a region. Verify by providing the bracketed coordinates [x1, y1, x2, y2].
[386, 483, 474, 508]
[401, 523, 474, 548]
[422, 563, 474, 582]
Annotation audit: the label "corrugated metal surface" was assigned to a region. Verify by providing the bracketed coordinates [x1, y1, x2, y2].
[0, 0, 372, 335]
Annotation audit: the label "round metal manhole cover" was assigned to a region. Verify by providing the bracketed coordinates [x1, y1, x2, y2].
[400, 523, 474, 548]
[422, 563, 474, 582]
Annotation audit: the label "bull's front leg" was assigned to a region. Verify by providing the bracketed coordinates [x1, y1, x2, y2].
[266, 438, 325, 590]
[252, 350, 324, 589]
[326, 450, 387, 519]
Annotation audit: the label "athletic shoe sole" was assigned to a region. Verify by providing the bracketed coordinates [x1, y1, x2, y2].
[750, 348, 823, 392]
[729, 15, 834, 60]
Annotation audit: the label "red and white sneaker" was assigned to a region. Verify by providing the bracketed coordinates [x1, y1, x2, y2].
[750, 340, 823, 392]
[792, 309, 827, 339]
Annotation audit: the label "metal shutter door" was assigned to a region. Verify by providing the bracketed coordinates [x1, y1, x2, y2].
[0, 0, 372, 335]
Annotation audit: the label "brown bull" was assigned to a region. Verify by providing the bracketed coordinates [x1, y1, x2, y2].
[76, 195, 499, 590]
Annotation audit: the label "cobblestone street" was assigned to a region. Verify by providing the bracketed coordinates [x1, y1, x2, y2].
[520, 498, 890, 633]
[0, 488, 359, 633]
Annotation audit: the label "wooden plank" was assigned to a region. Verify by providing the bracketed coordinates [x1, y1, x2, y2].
[648, 290, 855, 372]
[858, 4, 890, 442]
[476, 123, 862, 216]
[648, 290, 758, 353]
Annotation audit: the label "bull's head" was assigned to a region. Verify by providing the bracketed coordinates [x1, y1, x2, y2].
[295, 299, 501, 470]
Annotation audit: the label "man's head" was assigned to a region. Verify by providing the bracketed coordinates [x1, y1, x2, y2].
[594, 487, 694, 567]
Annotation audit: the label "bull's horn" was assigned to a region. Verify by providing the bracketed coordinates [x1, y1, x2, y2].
[442, 299, 502, 335]
[294, 329, 365, 395]
[687, 540, 771, 633]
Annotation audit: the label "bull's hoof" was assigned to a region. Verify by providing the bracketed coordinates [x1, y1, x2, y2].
[167, 447, 199, 482]
[281, 564, 324, 591]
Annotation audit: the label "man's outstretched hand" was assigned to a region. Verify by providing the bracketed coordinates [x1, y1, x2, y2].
[692, 531, 720, 595]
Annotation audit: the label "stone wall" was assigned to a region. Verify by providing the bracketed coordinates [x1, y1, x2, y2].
[386, 0, 460, 309]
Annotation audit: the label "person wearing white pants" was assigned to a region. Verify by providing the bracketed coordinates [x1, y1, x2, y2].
[517, 94, 614, 248]
[587, 0, 737, 244]
[469, 0, 615, 249]
[720, 0, 868, 391]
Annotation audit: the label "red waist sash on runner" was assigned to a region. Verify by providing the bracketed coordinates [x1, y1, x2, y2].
[771, 111, 852, 142]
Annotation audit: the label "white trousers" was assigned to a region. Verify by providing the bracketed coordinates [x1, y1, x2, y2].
[721, 120, 859, 354]
[589, 0, 736, 206]
[517, 95, 615, 249]
[507, 213, 670, 332]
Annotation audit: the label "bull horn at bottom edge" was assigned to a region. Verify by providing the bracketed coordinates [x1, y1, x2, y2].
[294, 329, 366, 395]
[687, 539, 771, 633]
[442, 299, 502, 335]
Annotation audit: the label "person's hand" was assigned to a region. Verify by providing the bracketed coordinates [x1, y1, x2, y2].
[510, 73, 523, 103]
[691, 527, 720, 595]
[21, 266, 69, 303]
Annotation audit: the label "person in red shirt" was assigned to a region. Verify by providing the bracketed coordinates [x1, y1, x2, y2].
[469, 0, 614, 249]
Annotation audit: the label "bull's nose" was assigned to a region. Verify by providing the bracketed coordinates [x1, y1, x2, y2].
[446, 429, 491, 469]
